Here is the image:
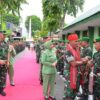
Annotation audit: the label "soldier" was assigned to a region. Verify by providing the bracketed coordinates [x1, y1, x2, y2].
[41, 40, 57, 100]
[78, 37, 92, 98]
[63, 33, 85, 100]
[8, 39, 16, 86]
[35, 40, 42, 63]
[92, 37, 100, 100]
[0, 33, 9, 96]
[56, 40, 65, 75]
[39, 43, 45, 85]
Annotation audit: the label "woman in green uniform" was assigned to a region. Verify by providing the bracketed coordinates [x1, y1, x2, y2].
[41, 40, 57, 100]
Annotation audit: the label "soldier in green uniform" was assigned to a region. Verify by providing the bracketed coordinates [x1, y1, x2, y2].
[78, 37, 92, 97]
[92, 37, 100, 100]
[35, 40, 42, 63]
[39, 43, 45, 85]
[41, 40, 57, 100]
[8, 39, 16, 86]
[56, 41, 65, 75]
[63, 34, 84, 100]
[0, 33, 9, 96]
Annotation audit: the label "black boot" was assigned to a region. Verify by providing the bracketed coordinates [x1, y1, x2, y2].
[0, 87, 6, 96]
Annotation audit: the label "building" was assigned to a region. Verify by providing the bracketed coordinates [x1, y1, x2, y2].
[62, 4, 100, 49]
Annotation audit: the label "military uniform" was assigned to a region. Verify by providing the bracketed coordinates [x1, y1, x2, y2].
[41, 40, 57, 100]
[79, 37, 92, 95]
[56, 43, 65, 75]
[35, 41, 41, 63]
[8, 42, 16, 86]
[63, 34, 81, 100]
[92, 37, 100, 100]
[0, 41, 9, 96]
[39, 44, 45, 85]
[93, 51, 100, 100]
[63, 50, 78, 99]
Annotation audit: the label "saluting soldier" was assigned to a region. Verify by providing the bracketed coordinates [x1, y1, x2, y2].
[0, 33, 10, 96]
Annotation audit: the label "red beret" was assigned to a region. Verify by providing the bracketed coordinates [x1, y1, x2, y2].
[67, 33, 78, 41]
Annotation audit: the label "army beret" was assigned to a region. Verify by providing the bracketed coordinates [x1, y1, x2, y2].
[58, 39, 63, 42]
[67, 33, 78, 41]
[63, 39, 68, 43]
[94, 37, 100, 42]
[80, 37, 89, 42]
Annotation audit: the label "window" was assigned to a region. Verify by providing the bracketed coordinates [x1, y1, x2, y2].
[82, 30, 88, 37]
[75, 31, 80, 38]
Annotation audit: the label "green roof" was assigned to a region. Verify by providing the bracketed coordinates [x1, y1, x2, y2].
[63, 4, 100, 30]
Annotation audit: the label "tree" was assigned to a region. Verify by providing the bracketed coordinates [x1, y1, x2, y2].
[25, 15, 42, 32]
[0, 0, 27, 30]
[60, 0, 84, 28]
[42, 0, 84, 32]
[0, 0, 28, 15]
[42, 0, 62, 33]
[3, 14, 20, 25]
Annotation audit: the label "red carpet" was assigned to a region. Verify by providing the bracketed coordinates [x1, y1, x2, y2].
[0, 48, 44, 100]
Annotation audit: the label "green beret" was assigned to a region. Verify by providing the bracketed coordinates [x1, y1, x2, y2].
[81, 37, 89, 42]
[63, 40, 68, 43]
[94, 37, 100, 42]
[58, 39, 62, 42]
[9, 38, 14, 43]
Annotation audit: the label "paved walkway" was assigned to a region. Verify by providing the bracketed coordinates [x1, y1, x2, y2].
[0, 48, 44, 100]
[0, 48, 64, 100]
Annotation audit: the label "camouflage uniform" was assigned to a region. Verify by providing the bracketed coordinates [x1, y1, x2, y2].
[93, 51, 100, 100]
[63, 50, 76, 99]
[0, 41, 9, 91]
[79, 46, 92, 93]
[56, 44, 65, 75]
[35, 41, 41, 63]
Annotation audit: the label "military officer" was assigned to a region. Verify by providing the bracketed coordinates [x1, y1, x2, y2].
[79, 37, 92, 97]
[8, 39, 16, 86]
[35, 40, 42, 63]
[0, 32, 9, 96]
[92, 37, 100, 100]
[56, 40, 65, 75]
[63, 33, 84, 100]
[41, 40, 57, 100]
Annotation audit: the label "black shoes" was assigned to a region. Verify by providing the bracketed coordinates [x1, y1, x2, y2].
[0, 90, 6, 96]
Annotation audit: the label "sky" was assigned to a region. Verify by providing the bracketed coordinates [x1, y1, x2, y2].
[20, 0, 100, 36]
